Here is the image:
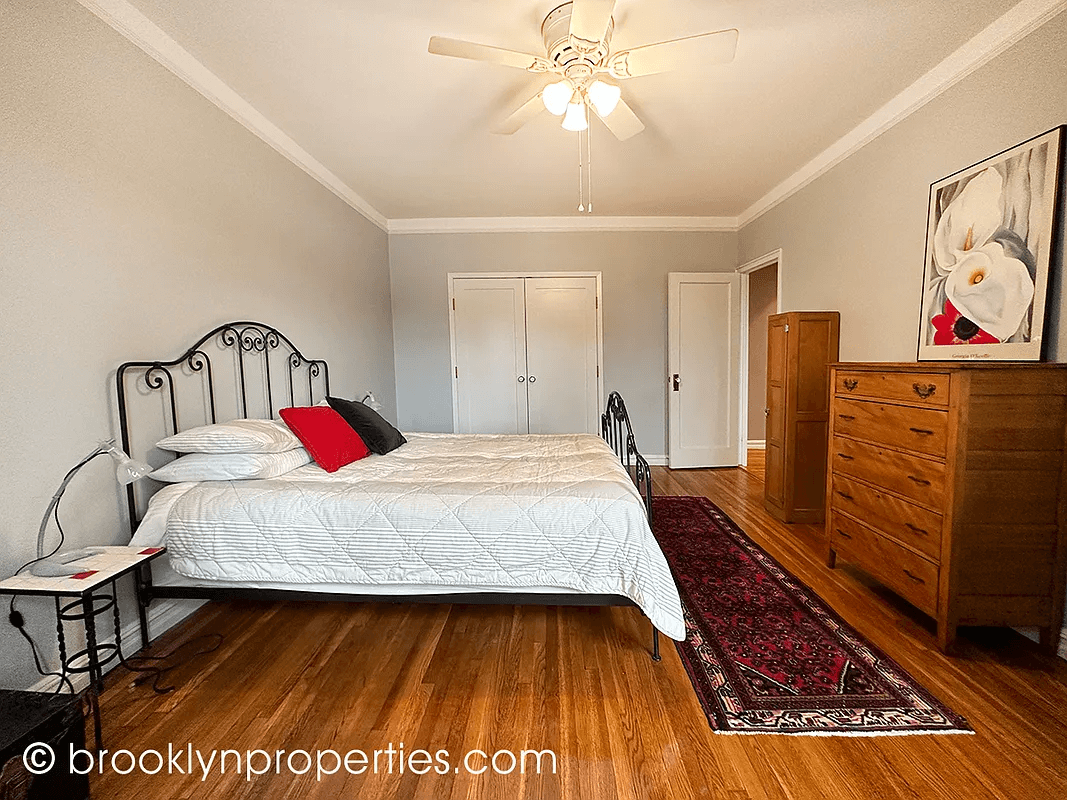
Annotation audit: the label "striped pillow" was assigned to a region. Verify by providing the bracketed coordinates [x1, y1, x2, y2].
[156, 419, 301, 454]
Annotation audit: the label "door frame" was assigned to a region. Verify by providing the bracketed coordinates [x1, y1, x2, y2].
[447, 272, 605, 434]
[736, 249, 783, 467]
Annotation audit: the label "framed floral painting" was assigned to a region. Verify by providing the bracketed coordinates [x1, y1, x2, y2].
[918, 126, 1064, 361]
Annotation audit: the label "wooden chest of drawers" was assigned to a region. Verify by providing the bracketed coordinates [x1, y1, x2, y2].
[825, 362, 1067, 653]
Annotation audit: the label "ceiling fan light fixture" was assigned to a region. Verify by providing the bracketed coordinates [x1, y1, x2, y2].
[561, 100, 589, 132]
[588, 80, 621, 117]
[542, 80, 573, 116]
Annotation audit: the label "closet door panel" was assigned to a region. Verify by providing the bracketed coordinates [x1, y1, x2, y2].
[452, 278, 529, 434]
[524, 277, 600, 434]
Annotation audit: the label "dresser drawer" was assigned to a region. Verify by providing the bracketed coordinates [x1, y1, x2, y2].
[830, 514, 940, 616]
[836, 370, 949, 407]
[829, 474, 943, 560]
[830, 436, 946, 509]
[833, 397, 948, 457]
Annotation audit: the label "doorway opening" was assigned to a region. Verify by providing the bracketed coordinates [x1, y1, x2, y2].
[737, 250, 782, 471]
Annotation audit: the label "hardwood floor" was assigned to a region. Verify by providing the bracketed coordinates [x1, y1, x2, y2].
[92, 465, 1067, 799]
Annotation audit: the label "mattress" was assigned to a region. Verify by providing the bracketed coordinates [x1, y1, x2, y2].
[131, 432, 685, 639]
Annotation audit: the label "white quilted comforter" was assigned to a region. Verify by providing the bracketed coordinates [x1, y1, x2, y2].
[132, 433, 685, 639]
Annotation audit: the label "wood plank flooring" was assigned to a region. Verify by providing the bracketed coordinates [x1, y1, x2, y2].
[92, 465, 1067, 799]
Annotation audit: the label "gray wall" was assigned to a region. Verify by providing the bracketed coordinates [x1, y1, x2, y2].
[0, 1, 394, 689]
[738, 13, 1067, 658]
[747, 264, 778, 441]
[739, 12, 1067, 362]
[389, 231, 739, 456]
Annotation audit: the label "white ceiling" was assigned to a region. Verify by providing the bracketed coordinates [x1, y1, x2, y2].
[122, 0, 1021, 220]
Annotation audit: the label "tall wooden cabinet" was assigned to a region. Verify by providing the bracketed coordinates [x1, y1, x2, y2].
[825, 362, 1067, 653]
[763, 312, 840, 523]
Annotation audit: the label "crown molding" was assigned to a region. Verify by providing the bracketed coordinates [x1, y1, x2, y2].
[388, 216, 739, 235]
[737, 0, 1067, 228]
[76, 0, 1065, 238]
[75, 0, 389, 231]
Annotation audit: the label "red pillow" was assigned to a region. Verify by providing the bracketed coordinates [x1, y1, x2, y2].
[278, 407, 370, 473]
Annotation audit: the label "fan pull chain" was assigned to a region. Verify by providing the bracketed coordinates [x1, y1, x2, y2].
[586, 123, 593, 214]
[577, 128, 585, 213]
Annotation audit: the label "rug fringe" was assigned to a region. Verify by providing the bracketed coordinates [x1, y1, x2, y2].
[712, 728, 975, 737]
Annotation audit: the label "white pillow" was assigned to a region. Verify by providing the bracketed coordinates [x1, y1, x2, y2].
[149, 449, 312, 483]
[156, 419, 302, 454]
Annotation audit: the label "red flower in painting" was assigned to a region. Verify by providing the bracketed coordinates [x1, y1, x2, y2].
[931, 299, 999, 346]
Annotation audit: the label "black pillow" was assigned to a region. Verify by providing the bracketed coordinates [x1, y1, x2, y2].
[326, 396, 407, 455]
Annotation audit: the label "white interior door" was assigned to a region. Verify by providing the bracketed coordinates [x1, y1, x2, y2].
[524, 277, 600, 434]
[668, 273, 743, 468]
[451, 278, 528, 434]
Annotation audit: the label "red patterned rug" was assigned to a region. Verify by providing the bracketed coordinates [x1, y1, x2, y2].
[653, 496, 971, 735]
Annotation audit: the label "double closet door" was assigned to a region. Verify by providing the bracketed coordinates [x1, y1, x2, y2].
[450, 275, 602, 435]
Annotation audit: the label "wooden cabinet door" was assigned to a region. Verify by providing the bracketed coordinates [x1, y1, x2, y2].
[764, 316, 788, 508]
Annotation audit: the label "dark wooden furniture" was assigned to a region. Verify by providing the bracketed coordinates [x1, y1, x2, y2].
[0, 689, 89, 800]
[0, 546, 168, 751]
[763, 311, 840, 523]
[825, 362, 1067, 653]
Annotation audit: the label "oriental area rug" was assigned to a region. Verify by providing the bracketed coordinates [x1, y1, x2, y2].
[652, 495, 971, 736]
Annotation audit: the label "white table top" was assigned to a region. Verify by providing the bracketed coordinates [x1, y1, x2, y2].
[0, 545, 166, 596]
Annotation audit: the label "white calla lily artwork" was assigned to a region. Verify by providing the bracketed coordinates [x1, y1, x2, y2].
[918, 127, 1064, 362]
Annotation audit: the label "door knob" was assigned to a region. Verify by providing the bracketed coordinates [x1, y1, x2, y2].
[517, 376, 525, 383]
[672, 374, 680, 391]
[528, 376, 536, 383]
[764, 407, 770, 416]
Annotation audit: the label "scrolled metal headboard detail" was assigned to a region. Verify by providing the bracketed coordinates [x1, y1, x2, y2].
[116, 321, 330, 535]
[601, 391, 654, 522]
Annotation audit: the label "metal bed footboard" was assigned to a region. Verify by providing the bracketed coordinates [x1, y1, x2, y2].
[600, 391, 654, 523]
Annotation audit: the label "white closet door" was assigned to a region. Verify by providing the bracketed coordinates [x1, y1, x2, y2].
[524, 277, 600, 434]
[452, 278, 529, 434]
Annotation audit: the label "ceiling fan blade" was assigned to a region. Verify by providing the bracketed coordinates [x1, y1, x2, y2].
[569, 0, 616, 50]
[493, 92, 545, 135]
[428, 36, 553, 73]
[608, 29, 738, 79]
[595, 98, 645, 141]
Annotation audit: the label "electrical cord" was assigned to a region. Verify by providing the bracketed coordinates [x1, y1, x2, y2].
[8, 450, 224, 697]
[9, 478, 91, 695]
[116, 632, 225, 694]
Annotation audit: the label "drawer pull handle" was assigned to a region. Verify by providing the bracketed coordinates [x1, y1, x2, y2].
[838, 414, 856, 421]
[902, 569, 926, 584]
[909, 427, 935, 436]
[836, 529, 852, 539]
[913, 383, 937, 399]
[904, 522, 928, 536]
[836, 491, 854, 501]
[907, 475, 931, 486]
[843, 378, 859, 391]
[837, 453, 854, 461]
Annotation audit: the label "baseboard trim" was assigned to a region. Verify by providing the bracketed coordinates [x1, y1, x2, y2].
[747, 440, 767, 449]
[28, 598, 203, 694]
[644, 455, 668, 466]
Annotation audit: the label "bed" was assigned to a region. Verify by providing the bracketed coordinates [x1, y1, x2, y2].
[118, 322, 684, 659]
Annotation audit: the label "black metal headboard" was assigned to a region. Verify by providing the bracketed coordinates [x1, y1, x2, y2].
[116, 321, 330, 535]
[601, 392, 654, 521]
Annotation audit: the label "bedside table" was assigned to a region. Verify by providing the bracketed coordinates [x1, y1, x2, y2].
[0, 546, 167, 752]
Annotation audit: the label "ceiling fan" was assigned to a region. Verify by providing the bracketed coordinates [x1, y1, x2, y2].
[428, 0, 738, 141]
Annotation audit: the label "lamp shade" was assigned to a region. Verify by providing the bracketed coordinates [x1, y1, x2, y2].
[541, 81, 572, 116]
[561, 101, 589, 132]
[106, 445, 153, 485]
[588, 80, 621, 117]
